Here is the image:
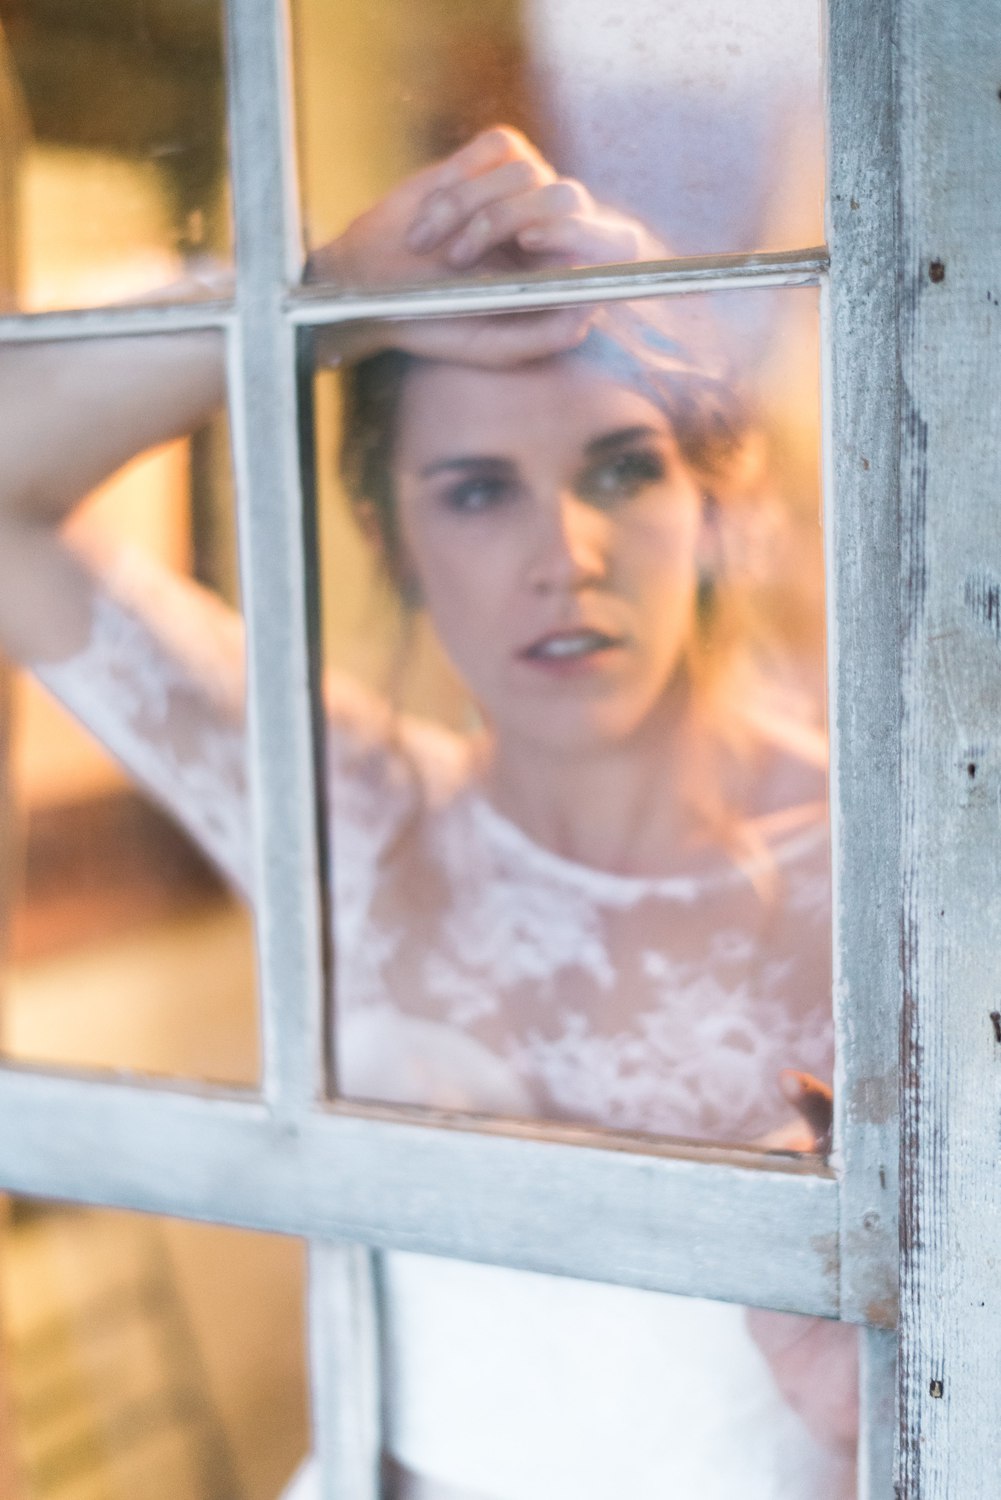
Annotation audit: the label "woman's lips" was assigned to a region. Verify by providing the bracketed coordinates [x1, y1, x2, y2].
[517, 628, 626, 671]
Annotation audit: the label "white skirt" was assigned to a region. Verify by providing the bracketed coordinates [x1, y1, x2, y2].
[282, 1252, 854, 1500]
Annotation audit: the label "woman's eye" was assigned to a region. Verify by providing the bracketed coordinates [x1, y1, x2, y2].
[580, 449, 667, 504]
[441, 476, 514, 514]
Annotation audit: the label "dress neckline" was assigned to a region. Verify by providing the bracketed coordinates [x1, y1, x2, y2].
[466, 790, 828, 905]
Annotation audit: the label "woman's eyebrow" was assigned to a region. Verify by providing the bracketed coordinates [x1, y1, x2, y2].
[418, 454, 513, 480]
[417, 426, 664, 480]
[583, 424, 665, 459]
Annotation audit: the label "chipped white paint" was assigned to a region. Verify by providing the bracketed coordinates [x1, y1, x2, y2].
[224, 0, 327, 1109]
[0, 1063, 839, 1314]
[0, 299, 235, 343]
[287, 246, 827, 323]
[896, 0, 1001, 1494]
[0, 251, 825, 348]
[825, 0, 900, 1330]
[309, 1242, 381, 1500]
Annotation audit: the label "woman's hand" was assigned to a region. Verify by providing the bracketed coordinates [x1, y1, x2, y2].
[747, 1071, 855, 1455]
[745, 1307, 859, 1455]
[311, 125, 663, 288]
[756, 1069, 833, 1156]
[310, 126, 665, 370]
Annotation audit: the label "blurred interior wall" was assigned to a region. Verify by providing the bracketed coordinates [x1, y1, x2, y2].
[0, 24, 28, 1498]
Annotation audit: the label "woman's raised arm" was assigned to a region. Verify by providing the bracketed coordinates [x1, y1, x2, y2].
[0, 127, 660, 892]
[0, 329, 225, 663]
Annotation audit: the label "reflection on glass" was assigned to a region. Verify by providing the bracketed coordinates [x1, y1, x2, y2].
[0, 1201, 307, 1500]
[0, 335, 259, 1085]
[315, 282, 830, 1153]
[0, 4, 230, 312]
[293, 0, 823, 278]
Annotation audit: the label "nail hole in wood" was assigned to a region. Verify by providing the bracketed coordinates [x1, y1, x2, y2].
[929, 1378, 944, 1399]
[929, 259, 946, 283]
[968, 761, 977, 779]
[990, 1011, 1001, 1044]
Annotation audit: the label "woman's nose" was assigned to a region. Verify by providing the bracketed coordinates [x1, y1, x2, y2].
[526, 491, 608, 595]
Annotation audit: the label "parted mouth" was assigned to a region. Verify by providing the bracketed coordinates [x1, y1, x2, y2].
[519, 627, 627, 662]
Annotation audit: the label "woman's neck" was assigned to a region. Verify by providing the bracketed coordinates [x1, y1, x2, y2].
[480, 684, 720, 880]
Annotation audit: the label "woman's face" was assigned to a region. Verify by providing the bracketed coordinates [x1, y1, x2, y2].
[392, 352, 704, 757]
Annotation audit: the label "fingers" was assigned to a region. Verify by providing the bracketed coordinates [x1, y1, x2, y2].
[405, 129, 607, 273]
[429, 125, 546, 193]
[407, 125, 545, 218]
[407, 157, 550, 254]
[516, 212, 645, 267]
[443, 180, 594, 268]
[778, 1069, 834, 1152]
[396, 305, 595, 368]
[754, 1121, 817, 1154]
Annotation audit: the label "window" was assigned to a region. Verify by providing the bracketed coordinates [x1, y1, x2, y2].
[1, 0, 998, 1493]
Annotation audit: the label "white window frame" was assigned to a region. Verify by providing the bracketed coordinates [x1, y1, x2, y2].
[2, 0, 998, 1493]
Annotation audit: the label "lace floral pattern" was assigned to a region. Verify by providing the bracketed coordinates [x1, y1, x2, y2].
[32, 561, 833, 1147]
[331, 733, 833, 1146]
[35, 565, 252, 898]
[30, 567, 847, 1500]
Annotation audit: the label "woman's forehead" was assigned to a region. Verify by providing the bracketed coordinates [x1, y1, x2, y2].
[395, 354, 672, 469]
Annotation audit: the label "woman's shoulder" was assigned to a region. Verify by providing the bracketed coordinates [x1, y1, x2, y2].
[744, 701, 827, 816]
[729, 717, 830, 912]
[323, 673, 477, 823]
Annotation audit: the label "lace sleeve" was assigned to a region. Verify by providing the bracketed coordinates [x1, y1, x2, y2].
[28, 538, 474, 910]
[32, 543, 254, 900]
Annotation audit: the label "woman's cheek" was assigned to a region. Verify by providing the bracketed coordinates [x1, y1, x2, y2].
[421, 566, 503, 692]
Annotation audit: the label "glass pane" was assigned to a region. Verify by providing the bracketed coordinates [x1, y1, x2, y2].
[313, 286, 831, 1155]
[0, 2, 230, 312]
[1, 1199, 308, 1499]
[376, 1255, 858, 1498]
[292, 0, 823, 283]
[291, 1249, 859, 1499]
[0, 333, 259, 1086]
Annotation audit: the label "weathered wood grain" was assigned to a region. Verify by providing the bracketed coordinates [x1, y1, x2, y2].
[827, 0, 902, 1339]
[897, 1, 1001, 1493]
[223, 0, 327, 1109]
[0, 1064, 840, 1316]
[309, 1241, 381, 1500]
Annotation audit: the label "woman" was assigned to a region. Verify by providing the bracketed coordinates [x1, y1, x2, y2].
[0, 128, 856, 1498]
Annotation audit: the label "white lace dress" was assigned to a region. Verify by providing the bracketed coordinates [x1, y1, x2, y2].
[34, 549, 855, 1500]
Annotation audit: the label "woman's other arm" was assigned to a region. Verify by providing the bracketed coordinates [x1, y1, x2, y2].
[0, 328, 259, 895]
[0, 121, 660, 669]
[0, 128, 659, 893]
[0, 330, 225, 664]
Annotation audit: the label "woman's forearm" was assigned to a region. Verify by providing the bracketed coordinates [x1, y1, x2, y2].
[0, 330, 226, 528]
[0, 329, 227, 665]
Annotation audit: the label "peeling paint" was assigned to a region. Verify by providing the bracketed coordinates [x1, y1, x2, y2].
[850, 1073, 897, 1125]
[809, 1230, 840, 1285]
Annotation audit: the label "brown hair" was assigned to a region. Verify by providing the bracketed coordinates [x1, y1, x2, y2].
[336, 303, 826, 864]
[338, 308, 749, 584]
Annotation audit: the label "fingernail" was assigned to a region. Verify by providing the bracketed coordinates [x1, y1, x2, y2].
[406, 195, 455, 251]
